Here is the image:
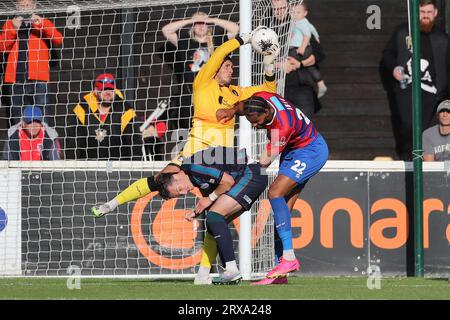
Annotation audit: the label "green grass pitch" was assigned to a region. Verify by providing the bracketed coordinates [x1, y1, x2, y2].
[0, 277, 448, 300]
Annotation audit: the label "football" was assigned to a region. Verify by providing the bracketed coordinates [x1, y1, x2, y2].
[251, 27, 279, 55]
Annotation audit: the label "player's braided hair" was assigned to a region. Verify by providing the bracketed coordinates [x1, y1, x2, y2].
[243, 96, 269, 115]
[155, 172, 177, 200]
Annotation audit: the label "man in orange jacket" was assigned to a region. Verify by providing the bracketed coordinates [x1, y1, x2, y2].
[0, 0, 63, 126]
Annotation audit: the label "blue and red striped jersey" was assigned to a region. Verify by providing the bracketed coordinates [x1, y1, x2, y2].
[254, 92, 318, 155]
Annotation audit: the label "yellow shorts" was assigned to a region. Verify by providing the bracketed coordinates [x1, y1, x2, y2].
[169, 137, 213, 166]
[170, 136, 233, 166]
[170, 127, 234, 166]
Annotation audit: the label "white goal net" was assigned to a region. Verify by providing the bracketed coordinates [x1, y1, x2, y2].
[0, 0, 301, 278]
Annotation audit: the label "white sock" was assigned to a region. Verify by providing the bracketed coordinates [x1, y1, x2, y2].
[318, 82, 327, 90]
[283, 250, 296, 261]
[196, 266, 211, 278]
[225, 260, 239, 273]
[317, 85, 327, 98]
[105, 198, 119, 211]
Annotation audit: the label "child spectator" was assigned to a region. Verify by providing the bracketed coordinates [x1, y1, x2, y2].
[289, 1, 327, 98]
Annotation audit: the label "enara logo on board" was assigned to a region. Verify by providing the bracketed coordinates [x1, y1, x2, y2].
[130, 191, 271, 270]
[0, 207, 7, 233]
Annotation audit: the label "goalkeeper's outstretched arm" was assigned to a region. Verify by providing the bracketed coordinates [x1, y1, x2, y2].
[192, 36, 244, 90]
[239, 47, 279, 100]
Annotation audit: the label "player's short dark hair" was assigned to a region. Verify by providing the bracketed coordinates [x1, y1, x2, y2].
[221, 55, 233, 67]
[243, 96, 269, 115]
[420, 0, 437, 7]
[155, 173, 176, 200]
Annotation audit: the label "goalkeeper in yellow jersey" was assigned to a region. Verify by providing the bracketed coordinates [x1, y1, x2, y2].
[91, 29, 279, 284]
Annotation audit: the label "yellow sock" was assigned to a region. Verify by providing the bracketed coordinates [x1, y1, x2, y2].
[116, 177, 152, 205]
[200, 232, 218, 269]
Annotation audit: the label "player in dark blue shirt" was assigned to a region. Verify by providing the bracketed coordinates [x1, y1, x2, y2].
[156, 146, 268, 285]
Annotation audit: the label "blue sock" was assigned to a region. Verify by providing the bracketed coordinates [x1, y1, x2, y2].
[206, 212, 235, 264]
[274, 229, 283, 265]
[270, 197, 293, 251]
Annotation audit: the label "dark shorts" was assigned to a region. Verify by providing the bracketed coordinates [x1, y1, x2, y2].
[225, 163, 268, 211]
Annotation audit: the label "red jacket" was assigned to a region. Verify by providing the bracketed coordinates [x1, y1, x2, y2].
[0, 18, 63, 83]
[2, 123, 61, 160]
[19, 127, 45, 161]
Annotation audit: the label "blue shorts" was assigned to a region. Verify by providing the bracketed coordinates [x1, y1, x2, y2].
[279, 134, 328, 187]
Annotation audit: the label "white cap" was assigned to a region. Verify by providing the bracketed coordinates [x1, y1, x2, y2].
[437, 100, 450, 113]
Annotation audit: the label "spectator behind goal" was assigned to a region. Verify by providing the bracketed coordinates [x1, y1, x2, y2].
[381, 0, 450, 160]
[269, 0, 324, 118]
[422, 100, 450, 161]
[0, 0, 63, 127]
[65, 73, 146, 161]
[289, 1, 327, 99]
[2, 106, 61, 160]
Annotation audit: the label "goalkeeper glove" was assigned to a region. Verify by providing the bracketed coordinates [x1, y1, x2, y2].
[91, 198, 119, 218]
[91, 204, 111, 218]
[240, 25, 267, 45]
[240, 32, 252, 45]
[263, 45, 280, 76]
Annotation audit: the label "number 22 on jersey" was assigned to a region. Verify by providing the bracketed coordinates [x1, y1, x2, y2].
[291, 160, 306, 177]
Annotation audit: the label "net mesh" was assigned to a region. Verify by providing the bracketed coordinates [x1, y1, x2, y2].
[0, 0, 301, 277]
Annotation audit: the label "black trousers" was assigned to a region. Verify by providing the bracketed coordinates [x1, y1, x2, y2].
[284, 70, 318, 119]
[393, 88, 438, 160]
[169, 83, 193, 131]
[289, 46, 322, 83]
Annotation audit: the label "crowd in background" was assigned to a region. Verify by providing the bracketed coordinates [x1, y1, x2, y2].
[0, 0, 448, 162]
[381, 0, 450, 161]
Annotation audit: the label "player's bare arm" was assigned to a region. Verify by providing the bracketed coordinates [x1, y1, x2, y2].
[190, 172, 235, 218]
[260, 147, 279, 168]
[215, 47, 279, 123]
